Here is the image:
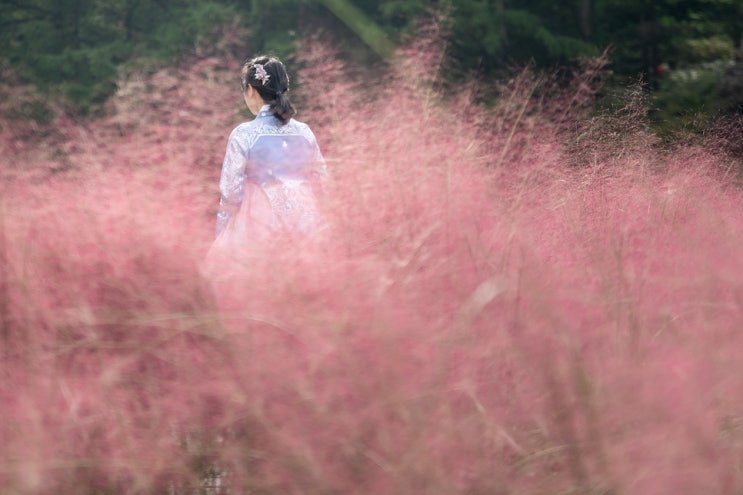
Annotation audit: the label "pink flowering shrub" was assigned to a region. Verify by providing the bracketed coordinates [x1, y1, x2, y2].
[1, 32, 743, 495]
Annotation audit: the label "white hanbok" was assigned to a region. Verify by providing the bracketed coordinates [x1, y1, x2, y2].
[204, 105, 327, 278]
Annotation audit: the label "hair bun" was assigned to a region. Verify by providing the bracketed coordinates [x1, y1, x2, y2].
[242, 55, 296, 125]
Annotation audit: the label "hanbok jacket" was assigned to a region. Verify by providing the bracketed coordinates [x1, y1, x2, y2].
[216, 104, 328, 240]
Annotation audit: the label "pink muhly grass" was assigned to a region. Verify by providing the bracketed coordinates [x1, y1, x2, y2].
[1, 31, 743, 495]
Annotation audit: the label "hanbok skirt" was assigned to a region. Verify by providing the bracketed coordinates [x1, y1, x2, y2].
[202, 180, 322, 282]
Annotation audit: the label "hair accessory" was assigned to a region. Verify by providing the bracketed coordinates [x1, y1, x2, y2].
[253, 64, 270, 86]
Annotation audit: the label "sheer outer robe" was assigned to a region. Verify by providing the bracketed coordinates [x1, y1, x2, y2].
[215, 105, 328, 238]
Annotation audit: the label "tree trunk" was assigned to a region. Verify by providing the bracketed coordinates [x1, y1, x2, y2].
[496, 0, 506, 41]
[580, 0, 592, 39]
[494, 0, 507, 65]
[734, 2, 742, 61]
[639, 1, 660, 89]
[124, 0, 141, 43]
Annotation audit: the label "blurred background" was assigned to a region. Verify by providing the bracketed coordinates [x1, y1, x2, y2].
[1, 0, 741, 134]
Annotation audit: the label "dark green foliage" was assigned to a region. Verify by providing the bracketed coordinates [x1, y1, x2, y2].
[6, 97, 55, 125]
[0, 0, 741, 122]
[0, 0, 236, 112]
[719, 60, 743, 114]
[146, 1, 237, 57]
[651, 62, 730, 135]
[450, 1, 599, 73]
[247, 0, 313, 58]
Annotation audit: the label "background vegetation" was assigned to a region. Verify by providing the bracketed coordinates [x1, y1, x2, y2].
[1, 0, 742, 126]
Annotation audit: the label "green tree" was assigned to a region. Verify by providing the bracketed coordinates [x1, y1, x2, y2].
[0, 0, 235, 111]
[2, 0, 741, 115]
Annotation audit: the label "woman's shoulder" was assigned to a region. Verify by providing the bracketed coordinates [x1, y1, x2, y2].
[229, 120, 260, 138]
[226, 121, 248, 141]
[286, 118, 318, 141]
[226, 119, 267, 148]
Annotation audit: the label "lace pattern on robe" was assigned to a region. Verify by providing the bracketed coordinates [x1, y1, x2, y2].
[216, 105, 327, 237]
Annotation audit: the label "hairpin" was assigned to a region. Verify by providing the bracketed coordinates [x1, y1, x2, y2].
[254, 64, 270, 86]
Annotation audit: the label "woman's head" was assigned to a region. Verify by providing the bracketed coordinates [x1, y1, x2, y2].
[241, 55, 296, 125]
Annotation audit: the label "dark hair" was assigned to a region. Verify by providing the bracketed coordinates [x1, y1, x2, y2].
[241, 55, 296, 125]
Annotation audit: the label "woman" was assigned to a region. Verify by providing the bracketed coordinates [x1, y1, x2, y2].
[213, 55, 328, 249]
